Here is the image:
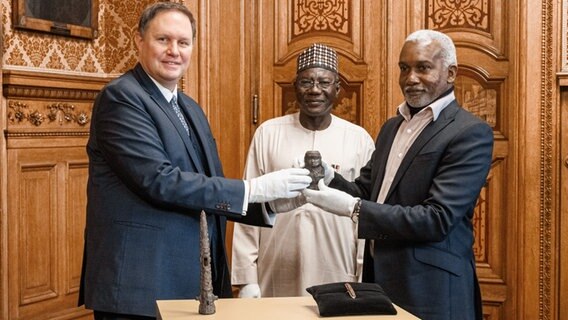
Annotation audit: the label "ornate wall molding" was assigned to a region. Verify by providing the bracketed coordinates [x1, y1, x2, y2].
[4, 86, 99, 101]
[540, 0, 554, 319]
[275, 0, 364, 65]
[8, 101, 90, 127]
[426, 0, 507, 59]
[292, 0, 351, 38]
[428, 0, 490, 32]
[3, 70, 105, 135]
[5, 132, 89, 138]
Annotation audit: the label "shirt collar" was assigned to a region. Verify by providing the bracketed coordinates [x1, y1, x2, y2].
[397, 90, 456, 122]
[147, 75, 178, 103]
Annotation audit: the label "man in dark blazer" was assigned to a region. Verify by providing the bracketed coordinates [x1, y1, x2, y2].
[79, 2, 311, 319]
[303, 29, 493, 320]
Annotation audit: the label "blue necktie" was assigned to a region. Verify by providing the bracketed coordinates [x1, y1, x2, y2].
[170, 95, 209, 175]
[170, 95, 190, 137]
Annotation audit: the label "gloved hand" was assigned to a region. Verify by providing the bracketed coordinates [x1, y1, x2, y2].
[293, 157, 334, 186]
[238, 283, 261, 298]
[268, 194, 307, 213]
[302, 179, 358, 217]
[248, 168, 311, 203]
[292, 156, 304, 168]
[321, 160, 335, 185]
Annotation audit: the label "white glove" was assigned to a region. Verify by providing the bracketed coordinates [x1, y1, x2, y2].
[268, 194, 306, 213]
[322, 160, 335, 185]
[238, 283, 261, 298]
[293, 157, 334, 186]
[248, 168, 311, 203]
[292, 156, 304, 168]
[302, 179, 358, 217]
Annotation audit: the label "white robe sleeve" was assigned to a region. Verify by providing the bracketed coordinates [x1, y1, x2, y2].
[231, 127, 265, 285]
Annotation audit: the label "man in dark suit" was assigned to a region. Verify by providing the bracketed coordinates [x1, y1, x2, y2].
[79, 2, 311, 319]
[303, 29, 493, 320]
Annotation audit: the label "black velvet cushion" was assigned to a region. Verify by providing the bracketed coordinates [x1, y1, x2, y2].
[306, 282, 397, 317]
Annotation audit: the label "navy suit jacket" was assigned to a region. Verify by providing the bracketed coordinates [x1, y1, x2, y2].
[80, 64, 270, 316]
[331, 101, 493, 320]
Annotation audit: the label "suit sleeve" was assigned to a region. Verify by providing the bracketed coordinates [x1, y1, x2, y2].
[90, 80, 246, 217]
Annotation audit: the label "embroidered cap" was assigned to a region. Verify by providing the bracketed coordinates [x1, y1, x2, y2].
[297, 43, 338, 74]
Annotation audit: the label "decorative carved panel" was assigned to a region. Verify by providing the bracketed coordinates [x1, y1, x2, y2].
[428, 0, 490, 32]
[454, 75, 498, 128]
[292, 0, 351, 38]
[425, 0, 507, 58]
[454, 67, 505, 137]
[3, 70, 105, 136]
[473, 158, 507, 284]
[8, 101, 90, 128]
[473, 182, 488, 262]
[275, 0, 364, 65]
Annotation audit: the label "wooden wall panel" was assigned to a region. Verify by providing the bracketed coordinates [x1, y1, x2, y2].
[1, 70, 105, 319]
[7, 148, 91, 319]
[8, 153, 58, 317]
[66, 164, 89, 294]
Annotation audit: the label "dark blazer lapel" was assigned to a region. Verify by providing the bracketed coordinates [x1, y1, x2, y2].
[132, 64, 206, 173]
[177, 97, 218, 176]
[384, 101, 459, 201]
[369, 116, 405, 201]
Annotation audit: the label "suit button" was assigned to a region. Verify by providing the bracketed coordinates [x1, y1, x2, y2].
[215, 203, 231, 211]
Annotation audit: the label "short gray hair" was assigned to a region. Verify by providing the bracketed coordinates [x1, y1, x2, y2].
[405, 29, 457, 68]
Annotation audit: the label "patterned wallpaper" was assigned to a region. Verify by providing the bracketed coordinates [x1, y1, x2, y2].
[2, 0, 154, 75]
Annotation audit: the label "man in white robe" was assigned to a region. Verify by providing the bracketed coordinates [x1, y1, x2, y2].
[231, 43, 375, 297]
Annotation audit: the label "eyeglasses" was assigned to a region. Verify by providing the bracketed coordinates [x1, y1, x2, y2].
[296, 78, 338, 90]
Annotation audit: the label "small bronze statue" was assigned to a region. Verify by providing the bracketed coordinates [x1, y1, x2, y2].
[196, 210, 218, 314]
[304, 150, 325, 190]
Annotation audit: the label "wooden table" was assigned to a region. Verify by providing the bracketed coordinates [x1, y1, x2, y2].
[156, 296, 420, 319]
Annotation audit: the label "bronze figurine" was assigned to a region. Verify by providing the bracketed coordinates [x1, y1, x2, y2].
[304, 150, 325, 190]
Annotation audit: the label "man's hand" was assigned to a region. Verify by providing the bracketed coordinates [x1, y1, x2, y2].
[238, 283, 261, 298]
[302, 179, 358, 217]
[248, 168, 311, 203]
